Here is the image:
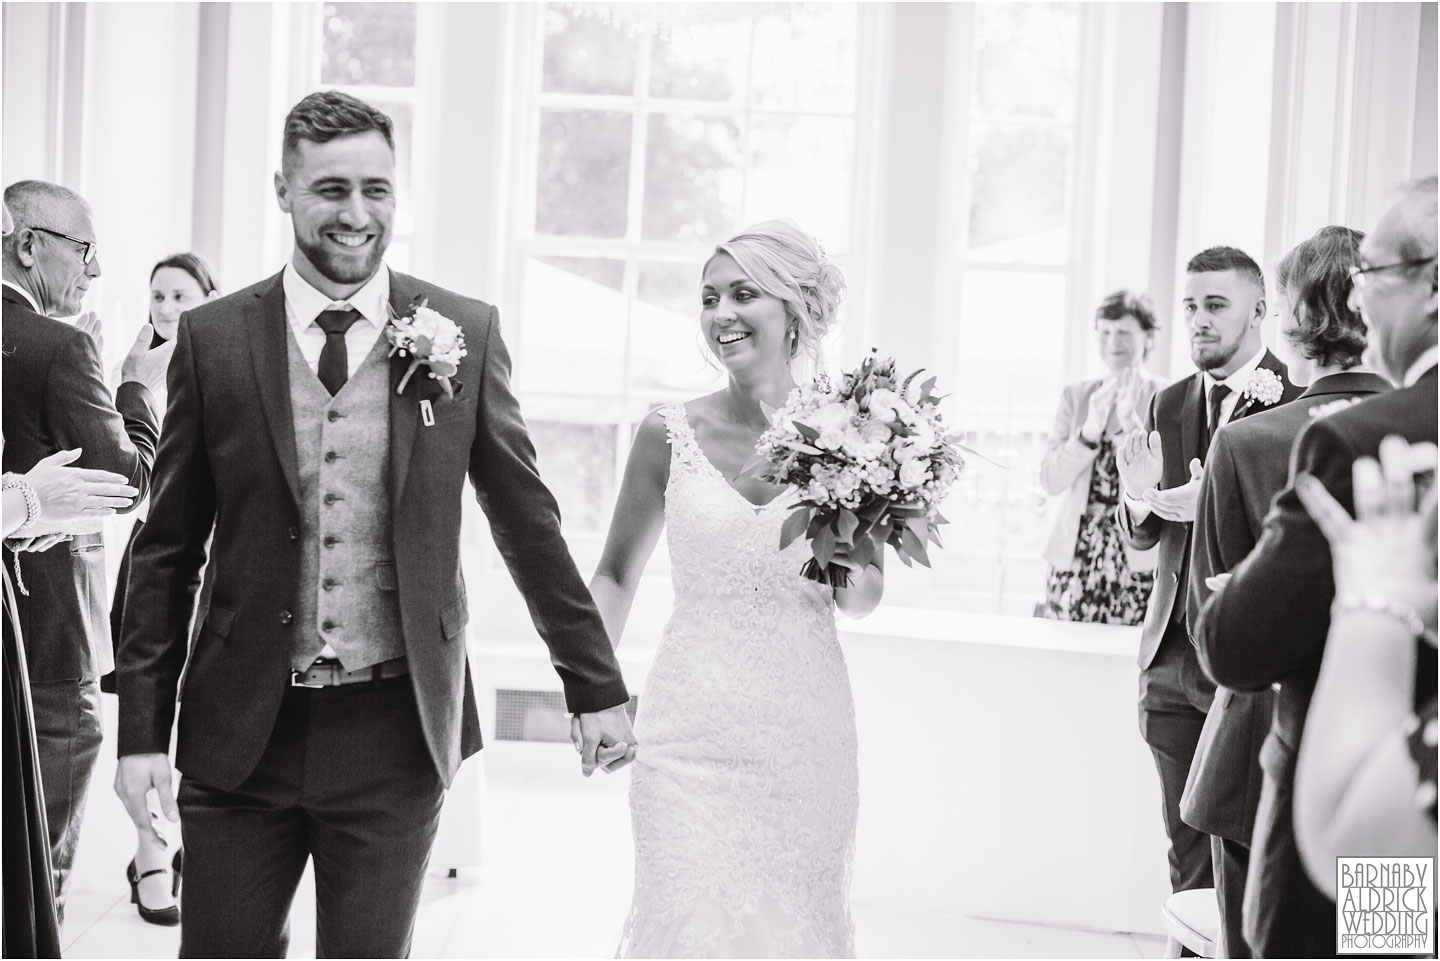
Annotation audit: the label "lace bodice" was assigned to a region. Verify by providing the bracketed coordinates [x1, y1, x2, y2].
[617, 403, 859, 958]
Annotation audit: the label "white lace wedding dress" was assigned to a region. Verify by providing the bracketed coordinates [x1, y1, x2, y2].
[616, 404, 859, 959]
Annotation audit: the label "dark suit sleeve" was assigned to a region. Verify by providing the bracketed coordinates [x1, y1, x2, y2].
[48, 327, 158, 507]
[117, 318, 216, 756]
[1187, 431, 1244, 638]
[1114, 391, 1164, 550]
[1194, 417, 1351, 691]
[468, 308, 629, 715]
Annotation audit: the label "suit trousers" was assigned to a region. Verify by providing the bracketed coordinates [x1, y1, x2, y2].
[31, 677, 103, 927]
[1212, 834, 1251, 958]
[176, 674, 445, 959]
[1138, 620, 1215, 894]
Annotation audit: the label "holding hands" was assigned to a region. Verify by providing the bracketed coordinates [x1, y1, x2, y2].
[570, 703, 639, 777]
[1295, 436, 1437, 642]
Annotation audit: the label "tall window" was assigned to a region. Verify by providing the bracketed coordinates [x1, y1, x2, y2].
[938, 2, 1086, 614]
[507, 2, 867, 561]
[318, 2, 419, 269]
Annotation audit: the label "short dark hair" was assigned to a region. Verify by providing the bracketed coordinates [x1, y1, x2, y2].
[1095, 289, 1158, 333]
[1276, 226, 1367, 369]
[151, 251, 219, 297]
[1186, 245, 1265, 294]
[281, 91, 394, 171]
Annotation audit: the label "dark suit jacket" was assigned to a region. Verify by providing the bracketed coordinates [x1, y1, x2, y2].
[117, 270, 629, 790]
[1, 285, 159, 682]
[1194, 365, 1438, 956]
[1180, 370, 1392, 843]
[1115, 349, 1301, 668]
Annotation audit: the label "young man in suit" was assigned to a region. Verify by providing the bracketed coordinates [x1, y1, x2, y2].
[1183, 226, 1391, 958]
[1, 180, 170, 923]
[1114, 246, 1302, 904]
[114, 92, 637, 957]
[1195, 178, 1438, 958]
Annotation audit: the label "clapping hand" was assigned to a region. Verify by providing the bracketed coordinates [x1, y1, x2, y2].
[1113, 366, 1145, 433]
[1117, 428, 1164, 498]
[1295, 436, 1438, 641]
[75, 311, 103, 354]
[1081, 377, 1119, 443]
[1144, 458, 1204, 523]
[120, 323, 175, 393]
[570, 703, 639, 776]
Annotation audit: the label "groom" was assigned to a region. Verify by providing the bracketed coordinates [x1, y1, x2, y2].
[115, 91, 636, 957]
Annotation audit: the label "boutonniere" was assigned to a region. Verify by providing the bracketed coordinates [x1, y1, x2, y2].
[385, 296, 467, 399]
[1308, 397, 1360, 420]
[1241, 368, 1284, 408]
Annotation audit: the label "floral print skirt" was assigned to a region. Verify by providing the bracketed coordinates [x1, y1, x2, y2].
[1045, 435, 1154, 625]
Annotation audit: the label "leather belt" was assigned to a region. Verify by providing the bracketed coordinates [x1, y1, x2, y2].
[290, 657, 409, 688]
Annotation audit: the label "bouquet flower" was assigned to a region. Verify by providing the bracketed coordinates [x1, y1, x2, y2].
[748, 350, 967, 588]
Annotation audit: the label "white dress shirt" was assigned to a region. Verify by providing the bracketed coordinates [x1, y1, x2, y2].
[282, 263, 389, 378]
[1404, 345, 1439, 387]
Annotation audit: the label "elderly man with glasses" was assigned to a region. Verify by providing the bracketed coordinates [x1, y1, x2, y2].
[1, 178, 172, 927]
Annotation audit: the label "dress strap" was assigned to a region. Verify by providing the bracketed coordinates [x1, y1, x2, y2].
[657, 403, 708, 476]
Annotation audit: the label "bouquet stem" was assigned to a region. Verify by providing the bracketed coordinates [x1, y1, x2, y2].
[800, 558, 853, 589]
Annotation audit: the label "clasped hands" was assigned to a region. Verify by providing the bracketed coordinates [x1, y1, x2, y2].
[1080, 365, 1145, 443]
[1116, 427, 1204, 523]
[569, 703, 638, 777]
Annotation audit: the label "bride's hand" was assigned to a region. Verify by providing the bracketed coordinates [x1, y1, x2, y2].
[832, 549, 885, 617]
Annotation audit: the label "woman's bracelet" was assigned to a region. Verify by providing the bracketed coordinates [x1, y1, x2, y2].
[1, 473, 42, 529]
[1333, 592, 1433, 643]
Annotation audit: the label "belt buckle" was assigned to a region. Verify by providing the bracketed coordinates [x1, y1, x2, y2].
[290, 669, 325, 689]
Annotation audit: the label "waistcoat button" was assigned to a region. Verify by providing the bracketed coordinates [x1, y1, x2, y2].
[279, 610, 294, 625]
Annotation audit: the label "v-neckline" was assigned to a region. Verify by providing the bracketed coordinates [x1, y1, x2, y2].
[673, 405, 790, 514]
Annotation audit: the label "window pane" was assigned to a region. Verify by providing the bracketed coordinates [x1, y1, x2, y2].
[321, 3, 417, 87]
[641, 114, 742, 243]
[973, 2, 1079, 122]
[520, 258, 627, 394]
[649, 18, 749, 102]
[536, 109, 632, 238]
[366, 98, 414, 238]
[542, 3, 638, 95]
[952, 269, 1066, 418]
[527, 419, 617, 534]
[632, 261, 726, 394]
[966, 124, 1070, 264]
[750, 4, 858, 111]
[746, 116, 853, 254]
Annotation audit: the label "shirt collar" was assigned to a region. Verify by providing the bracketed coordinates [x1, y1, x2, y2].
[2, 279, 41, 314]
[282, 263, 390, 332]
[1404, 345, 1439, 387]
[1204, 345, 1267, 394]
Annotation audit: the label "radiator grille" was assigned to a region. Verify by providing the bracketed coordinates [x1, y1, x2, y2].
[494, 689, 639, 742]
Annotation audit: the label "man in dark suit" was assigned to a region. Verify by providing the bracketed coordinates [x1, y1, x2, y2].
[1114, 246, 1302, 905]
[1, 180, 168, 922]
[1196, 177, 1438, 958]
[115, 92, 637, 958]
[1183, 226, 1391, 958]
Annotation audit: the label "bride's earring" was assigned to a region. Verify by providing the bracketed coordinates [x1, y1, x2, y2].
[788, 323, 800, 359]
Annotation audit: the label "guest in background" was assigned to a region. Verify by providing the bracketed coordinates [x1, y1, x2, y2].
[1195, 176, 1438, 958]
[1040, 290, 1165, 624]
[1115, 247, 1301, 908]
[1293, 436, 1437, 898]
[1183, 226, 1389, 958]
[103, 252, 218, 926]
[1, 179, 169, 926]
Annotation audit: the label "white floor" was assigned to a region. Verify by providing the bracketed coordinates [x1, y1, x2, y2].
[61, 696, 1169, 959]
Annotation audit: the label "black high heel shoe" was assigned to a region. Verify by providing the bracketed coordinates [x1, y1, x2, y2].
[127, 857, 180, 926]
[171, 846, 183, 897]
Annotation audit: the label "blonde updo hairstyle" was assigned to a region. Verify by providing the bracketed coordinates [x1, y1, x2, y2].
[708, 219, 847, 368]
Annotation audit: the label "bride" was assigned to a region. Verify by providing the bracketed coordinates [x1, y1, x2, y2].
[588, 220, 884, 958]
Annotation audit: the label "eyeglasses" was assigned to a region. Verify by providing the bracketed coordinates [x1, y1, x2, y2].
[1349, 256, 1437, 290]
[30, 226, 98, 265]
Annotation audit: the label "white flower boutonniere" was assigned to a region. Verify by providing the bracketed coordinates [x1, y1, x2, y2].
[1308, 397, 1361, 420]
[385, 296, 467, 399]
[1242, 368, 1284, 408]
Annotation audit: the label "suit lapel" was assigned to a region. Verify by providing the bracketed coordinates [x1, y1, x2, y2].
[1181, 372, 1205, 464]
[387, 270, 420, 508]
[247, 273, 303, 507]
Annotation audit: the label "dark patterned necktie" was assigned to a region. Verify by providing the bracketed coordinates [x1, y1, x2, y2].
[1207, 382, 1232, 442]
[315, 307, 362, 396]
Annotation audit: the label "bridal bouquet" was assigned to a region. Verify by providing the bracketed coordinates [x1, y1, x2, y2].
[748, 350, 967, 588]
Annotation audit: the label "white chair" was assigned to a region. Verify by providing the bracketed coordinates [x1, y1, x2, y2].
[1161, 887, 1219, 958]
